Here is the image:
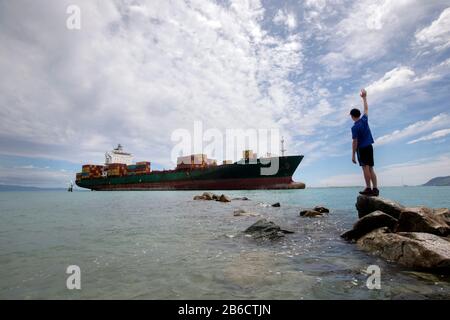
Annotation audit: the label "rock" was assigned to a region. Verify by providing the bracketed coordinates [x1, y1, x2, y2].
[357, 227, 450, 270]
[356, 195, 404, 219]
[212, 193, 220, 200]
[395, 207, 450, 236]
[232, 197, 249, 201]
[202, 192, 215, 200]
[272, 202, 281, 207]
[435, 208, 450, 224]
[193, 195, 206, 200]
[299, 210, 323, 218]
[313, 206, 330, 214]
[244, 219, 294, 240]
[217, 194, 231, 202]
[341, 211, 398, 241]
[233, 209, 259, 217]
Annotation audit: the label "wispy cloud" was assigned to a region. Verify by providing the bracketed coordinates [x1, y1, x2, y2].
[415, 7, 450, 52]
[376, 113, 450, 146]
[408, 128, 450, 144]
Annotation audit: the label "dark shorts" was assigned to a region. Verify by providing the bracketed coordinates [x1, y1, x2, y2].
[357, 144, 374, 167]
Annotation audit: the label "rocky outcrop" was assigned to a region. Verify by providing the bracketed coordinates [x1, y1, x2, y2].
[395, 207, 450, 236]
[341, 211, 398, 241]
[357, 228, 450, 270]
[272, 202, 281, 207]
[193, 192, 219, 200]
[244, 219, 294, 240]
[193, 192, 232, 202]
[346, 196, 450, 272]
[356, 195, 404, 219]
[233, 209, 260, 217]
[313, 206, 330, 214]
[299, 210, 323, 218]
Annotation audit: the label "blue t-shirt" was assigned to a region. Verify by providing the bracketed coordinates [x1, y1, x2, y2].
[351, 114, 374, 148]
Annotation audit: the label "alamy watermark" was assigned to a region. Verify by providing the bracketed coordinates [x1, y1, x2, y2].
[66, 265, 81, 290]
[365, 265, 381, 290]
[171, 121, 282, 175]
[66, 5, 81, 30]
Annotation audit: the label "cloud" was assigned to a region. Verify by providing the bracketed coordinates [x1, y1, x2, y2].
[408, 128, 450, 144]
[376, 113, 450, 145]
[415, 7, 450, 52]
[319, 153, 450, 186]
[0, 0, 310, 166]
[273, 9, 297, 30]
[366, 67, 416, 95]
[319, 0, 445, 78]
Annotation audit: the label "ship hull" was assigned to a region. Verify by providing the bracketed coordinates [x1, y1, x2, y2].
[76, 155, 304, 191]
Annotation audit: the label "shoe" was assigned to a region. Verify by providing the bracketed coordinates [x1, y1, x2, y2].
[359, 188, 374, 196]
[372, 188, 380, 197]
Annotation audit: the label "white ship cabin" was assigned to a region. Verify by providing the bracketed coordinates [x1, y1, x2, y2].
[105, 144, 133, 165]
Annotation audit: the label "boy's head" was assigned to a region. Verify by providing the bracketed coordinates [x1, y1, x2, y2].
[350, 108, 361, 121]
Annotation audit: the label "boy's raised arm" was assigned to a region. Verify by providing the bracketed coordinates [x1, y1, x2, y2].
[360, 89, 368, 115]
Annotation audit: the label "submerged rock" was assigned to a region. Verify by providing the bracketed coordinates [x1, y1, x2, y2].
[193, 195, 206, 200]
[341, 211, 398, 241]
[272, 202, 281, 207]
[233, 209, 260, 217]
[232, 197, 249, 201]
[244, 219, 294, 240]
[313, 206, 330, 214]
[356, 195, 404, 219]
[217, 194, 231, 203]
[357, 227, 450, 271]
[299, 210, 323, 218]
[395, 207, 450, 236]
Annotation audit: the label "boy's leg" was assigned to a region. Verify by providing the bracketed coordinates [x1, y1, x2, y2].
[362, 166, 372, 188]
[369, 167, 378, 189]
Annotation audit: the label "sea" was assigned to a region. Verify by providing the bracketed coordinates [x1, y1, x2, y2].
[0, 186, 449, 300]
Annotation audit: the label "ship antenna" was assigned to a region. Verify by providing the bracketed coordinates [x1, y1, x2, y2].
[281, 136, 286, 157]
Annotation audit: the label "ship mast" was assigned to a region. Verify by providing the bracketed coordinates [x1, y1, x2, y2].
[281, 137, 286, 157]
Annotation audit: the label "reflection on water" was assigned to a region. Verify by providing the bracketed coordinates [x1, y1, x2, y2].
[0, 187, 449, 299]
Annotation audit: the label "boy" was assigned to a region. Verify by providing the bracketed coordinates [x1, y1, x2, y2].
[350, 89, 379, 196]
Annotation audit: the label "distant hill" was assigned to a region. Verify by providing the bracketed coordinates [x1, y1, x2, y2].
[0, 184, 65, 191]
[423, 176, 450, 186]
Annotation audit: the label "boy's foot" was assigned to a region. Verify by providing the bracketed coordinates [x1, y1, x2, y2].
[359, 188, 373, 196]
[372, 188, 380, 197]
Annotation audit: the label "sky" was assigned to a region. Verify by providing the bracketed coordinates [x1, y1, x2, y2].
[0, 0, 450, 188]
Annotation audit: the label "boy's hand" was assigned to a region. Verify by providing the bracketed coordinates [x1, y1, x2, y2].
[352, 155, 357, 164]
[360, 88, 367, 99]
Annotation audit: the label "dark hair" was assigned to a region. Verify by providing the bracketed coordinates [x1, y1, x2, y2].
[350, 108, 361, 118]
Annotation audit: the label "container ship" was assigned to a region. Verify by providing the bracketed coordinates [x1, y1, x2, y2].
[75, 144, 305, 191]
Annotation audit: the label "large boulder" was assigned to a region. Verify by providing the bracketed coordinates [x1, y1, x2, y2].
[356, 196, 404, 219]
[395, 207, 450, 236]
[244, 219, 294, 240]
[341, 211, 398, 241]
[299, 210, 323, 218]
[434, 208, 450, 224]
[357, 227, 450, 271]
[193, 195, 206, 200]
[313, 206, 330, 214]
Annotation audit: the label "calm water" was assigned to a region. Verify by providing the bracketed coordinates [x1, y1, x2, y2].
[0, 187, 449, 300]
